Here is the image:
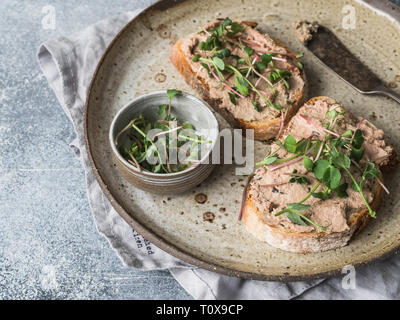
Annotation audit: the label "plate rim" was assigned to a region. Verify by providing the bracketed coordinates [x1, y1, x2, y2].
[84, 0, 400, 281]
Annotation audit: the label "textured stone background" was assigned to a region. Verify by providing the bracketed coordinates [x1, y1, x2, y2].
[0, 0, 399, 299]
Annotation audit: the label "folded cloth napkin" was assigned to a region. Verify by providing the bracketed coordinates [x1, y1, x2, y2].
[37, 9, 400, 300]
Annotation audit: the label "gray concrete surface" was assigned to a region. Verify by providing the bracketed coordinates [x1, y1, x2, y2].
[1, 0, 399, 300]
[0, 0, 191, 300]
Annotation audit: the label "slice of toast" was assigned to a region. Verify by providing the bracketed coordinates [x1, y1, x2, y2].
[243, 96, 397, 253]
[170, 19, 306, 140]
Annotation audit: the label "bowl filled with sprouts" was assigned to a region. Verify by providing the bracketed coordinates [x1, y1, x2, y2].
[109, 90, 219, 194]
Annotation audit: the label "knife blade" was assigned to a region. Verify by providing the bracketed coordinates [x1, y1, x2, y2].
[303, 25, 400, 104]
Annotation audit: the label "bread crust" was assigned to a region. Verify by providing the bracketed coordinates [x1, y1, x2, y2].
[170, 24, 306, 140]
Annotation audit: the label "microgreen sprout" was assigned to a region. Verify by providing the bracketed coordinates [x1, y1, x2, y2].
[115, 90, 210, 174]
[259, 106, 386, 229]
[192, 17, 301, 112]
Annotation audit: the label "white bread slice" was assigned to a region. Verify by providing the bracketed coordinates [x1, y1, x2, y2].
[170, 20, 306, 140]
[242, 96, 397, 253]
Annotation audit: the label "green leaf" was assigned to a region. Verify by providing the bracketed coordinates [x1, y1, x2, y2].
[243, 46, 254, 57]
[331, 153, 351, 169]
[295, 53, 304, 58]
[331, 137, 349, 149]
[269, 70, 279, 83]
[323, 166, 341, 190]
[313, 140, 322, 158]
[342, 129, 353, 138]
[217, 48, 231, 59]
[234, 74, 249, 95]
[303, 156, 314, 171]
[269, 69, 292, 88]
[284, 135, 297, 153]
[363, 162, 380, 180]
[351, 181, 359, 191]
[230, 22, 245, 34]
[257, 155, 278, 166]
[154, 163, 163, 173]
[336, 183, 349, 198]
[157, 104, 167, 115]
[314, 159, 330, 180]
[290, 175, 309, 185]
[326, 110, 337, 119]
[181, 123, 194, 130]
[255, 62, 267, 71]
[287, 203, 311, 211]
[279, 69, 292, 78]
[350, 147, 364, 163]
[261, 53, 274, 62]
[252, 101, 261, 112]
[286, 210, 307, 226]
[167, 89, 181, 101]
[222, 17, 233, 27]
[273, 103, 283, 110]
[352, 129, 364, 149]
[192, 54, 200, 62]
[215, 25, 224, 37]
[260, 53, 273, 65]
[297, 61, 303, 70]
[212, 37, 222, 49]
[265, 156, 278, 165]
[212, 56, 225, 70]
[282, 78, 289, 89]
[312, 191, 331, 200]
[228, 92, 237, 105]
[135, 151, 147, 163]
[295, 139, 308, 154]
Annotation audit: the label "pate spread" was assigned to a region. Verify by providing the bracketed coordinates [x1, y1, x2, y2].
[249, 97, 394, 233]
[180, 20, 304, 122]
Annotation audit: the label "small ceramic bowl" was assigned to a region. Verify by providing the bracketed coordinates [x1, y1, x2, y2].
[109, 90, 219, 194]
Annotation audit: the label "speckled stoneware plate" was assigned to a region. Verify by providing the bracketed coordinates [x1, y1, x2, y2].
[85, 0, 400, 281]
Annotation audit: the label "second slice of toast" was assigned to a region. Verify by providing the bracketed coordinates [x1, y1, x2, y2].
[243, 96, 397, 253]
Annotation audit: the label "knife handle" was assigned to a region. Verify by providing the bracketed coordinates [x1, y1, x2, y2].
[366, 85, 400, 104]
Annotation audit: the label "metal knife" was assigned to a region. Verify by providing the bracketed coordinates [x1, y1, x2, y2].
[303, 25, 400, 104]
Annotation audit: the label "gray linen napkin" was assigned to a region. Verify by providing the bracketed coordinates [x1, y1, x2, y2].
[37, 9, 398, 300]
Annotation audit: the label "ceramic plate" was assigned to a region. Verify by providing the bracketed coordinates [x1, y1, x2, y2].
[85, 0, 400, 281]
